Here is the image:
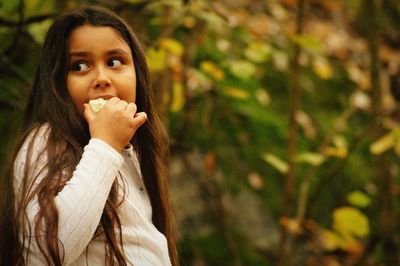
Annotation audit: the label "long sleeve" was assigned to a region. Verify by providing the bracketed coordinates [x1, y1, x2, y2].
[14, 125, 124, 265]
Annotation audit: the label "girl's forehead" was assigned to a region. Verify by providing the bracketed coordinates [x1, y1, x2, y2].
[68, 25, 130, 51]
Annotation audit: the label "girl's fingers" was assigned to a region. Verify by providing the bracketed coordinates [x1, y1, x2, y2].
[131, 112, 147, 128]
[107, 97, 120, 104]
[118, 99, 128, 107]
[125, 102, 137, 114]
[83, 103, 95, 122]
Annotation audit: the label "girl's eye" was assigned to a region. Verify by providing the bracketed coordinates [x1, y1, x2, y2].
[108, 58, 123, 68]
[72, 62, 89, 72]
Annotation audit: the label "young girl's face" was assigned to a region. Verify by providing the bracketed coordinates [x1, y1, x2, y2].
[66, 25, 136, 114]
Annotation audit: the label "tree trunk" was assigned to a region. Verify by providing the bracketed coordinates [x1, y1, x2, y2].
[365, 0, 399, 264]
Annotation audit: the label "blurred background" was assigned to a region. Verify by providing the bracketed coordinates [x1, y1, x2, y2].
[1, 0, 400, 265]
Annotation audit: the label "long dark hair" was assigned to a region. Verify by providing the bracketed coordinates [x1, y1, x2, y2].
[0, 5, 178, 266]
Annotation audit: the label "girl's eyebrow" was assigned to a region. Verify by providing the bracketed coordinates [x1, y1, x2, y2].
[69, 49, 129, 58]
[107, 48, 129, 56]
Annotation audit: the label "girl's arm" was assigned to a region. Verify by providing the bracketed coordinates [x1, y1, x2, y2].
[15, 99, 146, 264]
[14, 125, 124, 264]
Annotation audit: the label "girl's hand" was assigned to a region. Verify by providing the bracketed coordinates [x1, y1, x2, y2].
[83, 97, 147, 152]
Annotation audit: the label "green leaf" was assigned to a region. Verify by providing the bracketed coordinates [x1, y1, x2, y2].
[343, 0, 362, 16]
[25, 0, 54, 16]
[291, 34, 323, 52]
[347, 191, 371, 207]
[229, 60, 257, 80]
[235, 104, 283, 126]
[27, 18, 53, 44]
[0, 0, 19, 17]
[197, 10, 225, 31]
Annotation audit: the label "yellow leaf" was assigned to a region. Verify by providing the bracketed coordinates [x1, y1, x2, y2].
[200, 61, 214, 73]
[146, 48, 166, 72]
[200, 61, 224, 80]
[321, 229, 344, 250]
[313, 57, 333, 79]
[333, 207, 369, 238]
[370, 132, 395, 155]
[262, 153, 288, 174]
[160, 38, 184, 56]
[322, 229, 364, 254]
[322, 146, 348, 158]
[347, 191, 371, 208]
[223, 87, 249, 100]
[244, 42, 271, 63]
[170, 82, 185, 112]
[213, 70, 224, 81]
[333, 135, 348, 149]
[323, 135, 348, 158]
[295, 152, 326, 166]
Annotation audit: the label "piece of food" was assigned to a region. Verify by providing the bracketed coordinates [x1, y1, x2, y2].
[89, 98, 107, 113]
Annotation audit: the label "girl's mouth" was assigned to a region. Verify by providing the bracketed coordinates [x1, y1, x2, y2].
[90, 95, 115, 101]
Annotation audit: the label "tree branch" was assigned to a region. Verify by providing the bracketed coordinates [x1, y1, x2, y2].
[182, 154, 242, 266]
[277, 0, 305, 265]
[0, 14, 54, 27]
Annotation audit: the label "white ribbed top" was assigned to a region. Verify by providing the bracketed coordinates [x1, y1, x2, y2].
[14, 125, 171, 266]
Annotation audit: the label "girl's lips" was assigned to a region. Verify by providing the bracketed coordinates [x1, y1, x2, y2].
[91, 95, 115, 100]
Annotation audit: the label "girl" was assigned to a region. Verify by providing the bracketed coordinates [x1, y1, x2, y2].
[0, 5, 178, 266]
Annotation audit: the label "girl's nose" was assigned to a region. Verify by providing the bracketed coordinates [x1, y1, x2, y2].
[94, 67, 111, 89]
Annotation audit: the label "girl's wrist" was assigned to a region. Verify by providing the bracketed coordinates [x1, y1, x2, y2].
[92, 137, 124, 153]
